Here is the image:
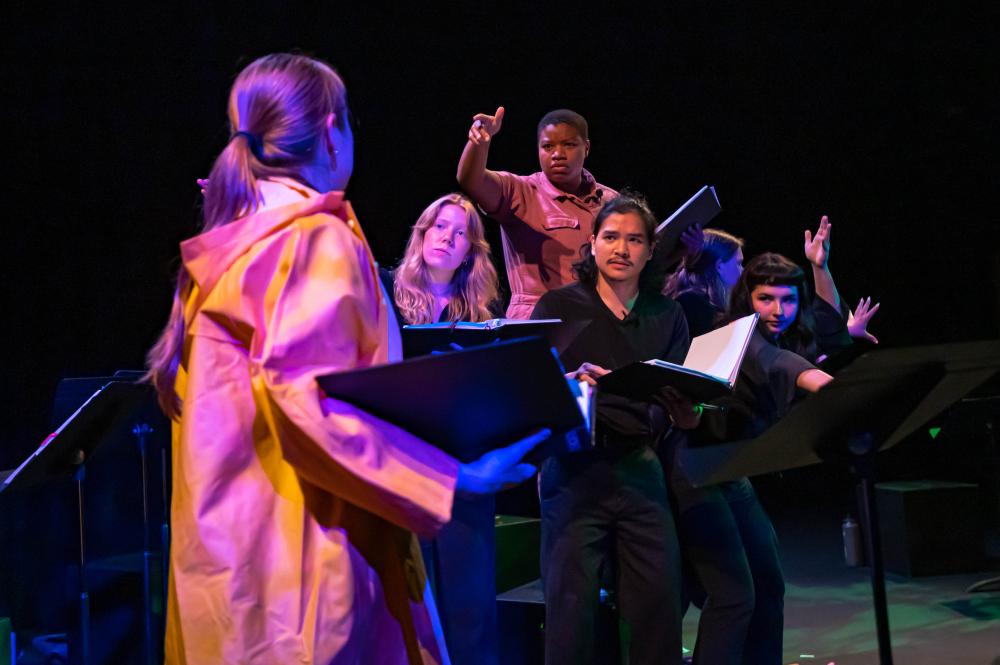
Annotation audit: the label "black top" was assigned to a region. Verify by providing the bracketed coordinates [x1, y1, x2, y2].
[696, 329, 816, 442]
[379, 267, 503, 326]
[674, 290, 721, 338]
[768, 296, 853, 362]
[532, 282, 690, 439]
[697, 297, 852, 443]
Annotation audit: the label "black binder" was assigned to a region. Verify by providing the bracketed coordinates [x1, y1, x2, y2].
[654, 185, 722, 258]
[597, 313, 757, 403]
[318, 337, 594, 463]
[401, 318, 567, 358]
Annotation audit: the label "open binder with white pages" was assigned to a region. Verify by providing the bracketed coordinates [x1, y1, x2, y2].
[598, 313, 758, 403]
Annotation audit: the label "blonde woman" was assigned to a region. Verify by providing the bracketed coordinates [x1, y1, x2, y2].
[380, 192, 504, 665]
[383, 192, 500, 326]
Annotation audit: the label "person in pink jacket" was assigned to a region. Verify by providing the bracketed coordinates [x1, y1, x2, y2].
[145, 53, 544, 664]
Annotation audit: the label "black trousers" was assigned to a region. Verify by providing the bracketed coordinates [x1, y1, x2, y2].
[540, 445, 683, 665]
[663, 434, 785, 665]
[422, 494, 498, 665]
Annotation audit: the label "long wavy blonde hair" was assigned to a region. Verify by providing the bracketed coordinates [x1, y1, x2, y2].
[145, 53, 348, 419]
[393, 193, 499, 324]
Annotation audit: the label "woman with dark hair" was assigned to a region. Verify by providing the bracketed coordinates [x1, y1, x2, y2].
[664, 228, 745, 337]
[667, 216, 863, 665]
[530, 191, 693, 665]
[146, 53, 544, 664]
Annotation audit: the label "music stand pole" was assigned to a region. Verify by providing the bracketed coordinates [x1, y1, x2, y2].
[850, 433, 893, 665]
[74, 462, 91, 665]
[0, 380, 152, 665]
[133, 423, 157, 665]
[677, 340, 1000, 665]
[161, 445, 170, 635]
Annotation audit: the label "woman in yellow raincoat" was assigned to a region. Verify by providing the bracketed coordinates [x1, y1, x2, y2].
[146, 53, 541, 664]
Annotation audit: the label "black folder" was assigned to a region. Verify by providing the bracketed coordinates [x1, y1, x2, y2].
[317, 337, 593, 463]
[655, 185, 722, 250]
[401, 318, 566, 359]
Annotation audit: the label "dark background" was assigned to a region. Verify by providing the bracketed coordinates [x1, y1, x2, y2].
[3, 6, 998, 500]
[1, 0, 999, 650]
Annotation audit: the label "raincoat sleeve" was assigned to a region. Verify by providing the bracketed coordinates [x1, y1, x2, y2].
[248, 214, 458, 537]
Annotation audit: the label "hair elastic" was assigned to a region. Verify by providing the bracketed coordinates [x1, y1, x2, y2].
[232, 131, 262, 157]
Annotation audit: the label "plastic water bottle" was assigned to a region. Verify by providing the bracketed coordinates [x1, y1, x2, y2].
[842, 515, 863, 567]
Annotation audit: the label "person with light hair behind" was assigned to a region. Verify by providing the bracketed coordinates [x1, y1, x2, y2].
[664, 228, 745, 337]
[146, 53, 545, 664]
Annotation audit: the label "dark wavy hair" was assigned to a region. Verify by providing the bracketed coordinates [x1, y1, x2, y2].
[571, 190, 664, 294]
[727, 252, 817, 355]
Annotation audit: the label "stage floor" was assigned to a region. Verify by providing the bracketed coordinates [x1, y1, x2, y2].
[679, 502, 1000, 665]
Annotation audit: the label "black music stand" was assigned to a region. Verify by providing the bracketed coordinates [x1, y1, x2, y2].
[677, 340, 1000, 665]
[1, 378, 156, 665]
[963, 394, 1000, 594]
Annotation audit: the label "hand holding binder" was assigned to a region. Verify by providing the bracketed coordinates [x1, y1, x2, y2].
[455, 427, 551, 496]
[653, 185, 722, 262]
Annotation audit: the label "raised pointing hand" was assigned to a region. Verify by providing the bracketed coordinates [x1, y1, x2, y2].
[468, 106, 505, 145]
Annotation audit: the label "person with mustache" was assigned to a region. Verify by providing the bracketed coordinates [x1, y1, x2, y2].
[457, 107, 617, 319]
[530, 190, 694, 665]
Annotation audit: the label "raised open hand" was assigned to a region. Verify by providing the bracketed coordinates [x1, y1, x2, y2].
[847, 296, 881, 344]
[804, 215, 832, 269]
[468, 106, 505, 145]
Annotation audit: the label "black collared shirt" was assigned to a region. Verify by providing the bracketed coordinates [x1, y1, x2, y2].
[532, 281, 690, 439]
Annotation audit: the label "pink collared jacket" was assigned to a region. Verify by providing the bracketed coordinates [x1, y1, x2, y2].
[486, 169, 616, 319]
